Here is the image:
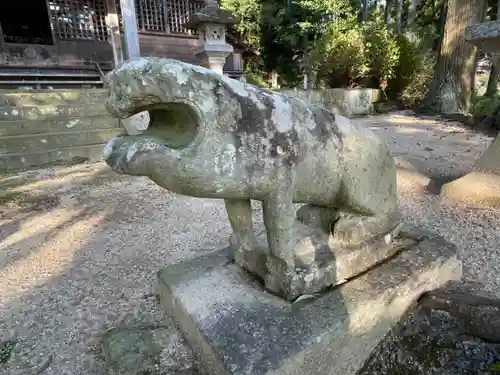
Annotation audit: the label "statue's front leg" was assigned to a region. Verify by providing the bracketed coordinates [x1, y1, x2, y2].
[225, 199, 256, 252]
[262, 180, 296, 270]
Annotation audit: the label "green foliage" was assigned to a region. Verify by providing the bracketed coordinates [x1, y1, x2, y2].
[0, 340, 15, 365]
[399, 54, 436, 106]
[312, 17, 432, 101]
[361, 20, 401, 86]
[311, 19, 368, 88]
[389, 30, 436, 105]
[259, 0, 358, 87]
[222, 0, 358, 87]
[487, 361, 500, 371]
[222, 0, 437, 97]
[471, 94, 500, 117]
[414, 0, 446, 50]
[243, 56, 271, 88]
[221, 0, 262, 48]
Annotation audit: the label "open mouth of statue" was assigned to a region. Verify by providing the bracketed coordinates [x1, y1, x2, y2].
[135, 104, 200, 150]
[102, 100, 201, 175]
[116, 101, 200, 150]
[106, 74, 201, 150]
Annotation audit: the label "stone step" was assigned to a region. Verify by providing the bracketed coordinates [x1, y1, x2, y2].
[0, 89, 109, 107]
[0, 104, 109, 121]
[0, 143, 111, 170]
[0, 128, 123, 155]
[0, 116, 121, 137]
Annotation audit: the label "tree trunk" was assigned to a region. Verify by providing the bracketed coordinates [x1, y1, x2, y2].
[485, 0, 500, 97]
[361, 0, 369, 21]
[486, 61, 500, 97]
[407, 0, 419, 27]
[385, 0, 393, 24]
[436, 0, 448, 51]
[421, 0, 485, 114]
[395, 0, 404, 32]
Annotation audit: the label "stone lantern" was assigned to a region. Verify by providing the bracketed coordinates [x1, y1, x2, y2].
[184, 3, 239, 75]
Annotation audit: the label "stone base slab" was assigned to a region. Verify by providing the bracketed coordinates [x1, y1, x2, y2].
[157, 224, 461, 375]
[235, 221, 412, 301]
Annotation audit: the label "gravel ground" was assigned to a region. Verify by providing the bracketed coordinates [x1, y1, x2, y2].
[1, 110, 499, 375]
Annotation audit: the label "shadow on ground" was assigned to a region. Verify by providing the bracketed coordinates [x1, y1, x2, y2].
[0, 162, 231, 375]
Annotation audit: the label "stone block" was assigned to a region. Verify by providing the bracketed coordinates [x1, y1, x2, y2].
[0, 144, 110, 170]
[279, 88, 381, 116]
[0, 128, 123, 154]
[0, 88, 109, 107]
[0, 89, 123, 170]
[157, 224, 461, 375]
[465, 20, 500, 54]
[0, 116, 120, 137]
[121, 111, 150, 135]
[0, 103, 108, 121]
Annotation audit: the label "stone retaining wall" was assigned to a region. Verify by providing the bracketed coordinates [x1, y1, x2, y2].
[280, 88, 382, 116]
[0, 89, 123, 170]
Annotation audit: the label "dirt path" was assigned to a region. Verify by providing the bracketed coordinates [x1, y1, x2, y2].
[1, 111, 499, 375]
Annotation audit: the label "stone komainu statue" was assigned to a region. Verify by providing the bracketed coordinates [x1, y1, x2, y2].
[103, 57, 400, 300]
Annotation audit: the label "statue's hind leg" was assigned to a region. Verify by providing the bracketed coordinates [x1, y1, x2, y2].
[333, 147, 401, 245]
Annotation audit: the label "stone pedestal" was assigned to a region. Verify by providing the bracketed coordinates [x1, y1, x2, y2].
[157, 224, 461, 375]
[441, 21, 500, 207]
[441, 132, 500, 206]
[184, 3, 239, 75]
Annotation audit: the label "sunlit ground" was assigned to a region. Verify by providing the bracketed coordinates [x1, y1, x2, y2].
[0, 111, 499, 374]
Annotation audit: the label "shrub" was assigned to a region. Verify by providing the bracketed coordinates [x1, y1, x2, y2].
[388, 29, 435, 106]
[470, 94, 500, 131]
[361, 20, 401, 89]
[471, 94, 500, 117]
[310, 19, 433, 106]
[311, 19, 368, 88]
[388, 32, 421, 96]
[399, 55, 435, 106]
[243, 56, 271, 88]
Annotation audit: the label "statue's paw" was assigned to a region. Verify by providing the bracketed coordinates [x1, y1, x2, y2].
[333, 227, 365, 246]
[332, 212, 398, 246]
[332, 214, 369, 246]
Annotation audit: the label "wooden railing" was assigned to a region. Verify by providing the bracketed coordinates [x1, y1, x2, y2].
[119, 0, 204, 36]
[49, 0, 110, 41]
[47, 0, 205, 42]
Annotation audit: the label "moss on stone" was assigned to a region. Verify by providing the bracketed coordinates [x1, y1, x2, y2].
[0, 340, 15, 365]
